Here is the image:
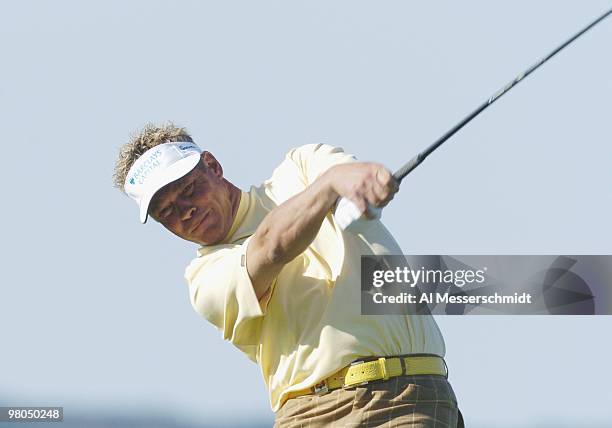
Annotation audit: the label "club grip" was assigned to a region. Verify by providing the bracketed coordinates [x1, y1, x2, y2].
[334, 197, 382, 231]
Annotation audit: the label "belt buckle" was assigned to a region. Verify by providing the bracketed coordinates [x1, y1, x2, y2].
[313, 380, 329, 395]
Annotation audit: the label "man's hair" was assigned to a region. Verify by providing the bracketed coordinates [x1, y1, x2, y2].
[113, 122, 193, 191]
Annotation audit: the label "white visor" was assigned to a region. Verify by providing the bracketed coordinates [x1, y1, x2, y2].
[124, 141, 203, 223]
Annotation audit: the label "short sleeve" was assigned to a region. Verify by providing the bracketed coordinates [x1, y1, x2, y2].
[184, 236, 267, 362]
[287, 143, 357, 185]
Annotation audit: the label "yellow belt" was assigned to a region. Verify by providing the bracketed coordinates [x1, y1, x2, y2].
[287, 354, 447, 399]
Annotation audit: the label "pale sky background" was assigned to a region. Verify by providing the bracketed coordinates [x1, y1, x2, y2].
[1, 1, 611, 427]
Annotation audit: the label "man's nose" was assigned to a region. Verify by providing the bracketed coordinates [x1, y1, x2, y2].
[179, 204, 197, 221]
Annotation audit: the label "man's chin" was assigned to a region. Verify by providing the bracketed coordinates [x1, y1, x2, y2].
[191, 231, 224, 247]
[189, 236, 212, 246]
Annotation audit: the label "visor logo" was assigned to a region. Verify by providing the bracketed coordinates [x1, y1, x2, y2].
[130, 148, 163, 186]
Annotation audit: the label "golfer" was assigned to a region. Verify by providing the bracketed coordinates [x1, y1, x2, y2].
[113, 123, 462, 427]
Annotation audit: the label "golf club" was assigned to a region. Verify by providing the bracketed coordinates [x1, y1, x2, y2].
[335, 6, 612, 231]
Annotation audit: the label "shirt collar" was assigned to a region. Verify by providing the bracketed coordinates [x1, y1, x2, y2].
[196, 189, 253, 256]
[223, 190, 250, 244]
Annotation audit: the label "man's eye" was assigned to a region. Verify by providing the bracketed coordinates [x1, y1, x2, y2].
[160, 206, 173, 218]
[182, 182, 195, 196]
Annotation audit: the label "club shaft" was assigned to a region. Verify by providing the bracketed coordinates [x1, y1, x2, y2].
[393, 7, 612, 182]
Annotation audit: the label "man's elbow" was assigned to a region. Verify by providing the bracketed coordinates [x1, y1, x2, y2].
[256, 232, 290, 266]
[251, 228, 291, 267]
[247, 232, 285, 300]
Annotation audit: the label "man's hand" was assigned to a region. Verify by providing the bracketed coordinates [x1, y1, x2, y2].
[326, 162, 399, 218]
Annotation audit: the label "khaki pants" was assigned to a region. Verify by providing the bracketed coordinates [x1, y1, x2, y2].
[274, 375, 461, 427]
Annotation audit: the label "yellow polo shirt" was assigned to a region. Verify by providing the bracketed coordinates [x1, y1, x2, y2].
[184, 143, 445, 412]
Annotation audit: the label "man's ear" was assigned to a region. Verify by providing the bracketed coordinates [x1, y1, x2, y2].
[201, 151, 223, 178]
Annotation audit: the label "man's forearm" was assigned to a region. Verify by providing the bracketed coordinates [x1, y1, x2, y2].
[245, 161, 397, 299]
[261, 172, 338, 263]
[246, 169, 338, 298]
